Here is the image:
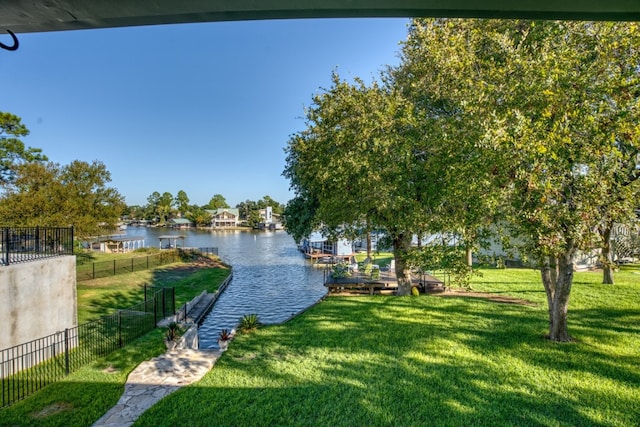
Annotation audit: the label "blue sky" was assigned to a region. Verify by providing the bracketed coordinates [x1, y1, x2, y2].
[2, 18, 409, 208]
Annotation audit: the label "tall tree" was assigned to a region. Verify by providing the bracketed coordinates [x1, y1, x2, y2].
[398, 19, 640, 340]
[156, 192, 175, 225]
[207, 194, 230, 210]
[145, 191, 161, 222]
[284, 73, 436, 295]
[0, 112, 47, 183]
[176, 190, 190, 215]
[187, 204, 213, 227]
[236, 199, 257, 221]
[0, 160, 125, 239]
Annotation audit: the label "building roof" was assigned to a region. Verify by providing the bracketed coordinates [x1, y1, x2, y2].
[2, 1, 638, 34]
[170, 218, 192, 224]
[206, 208, 240, 217]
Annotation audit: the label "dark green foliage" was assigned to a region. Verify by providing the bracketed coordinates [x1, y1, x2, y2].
[166, 322, 180, 342]
[238, 313, 261, 333]
[0, 111, 47, 183]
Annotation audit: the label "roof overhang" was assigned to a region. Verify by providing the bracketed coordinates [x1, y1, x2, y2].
[1, 1, 639, 35]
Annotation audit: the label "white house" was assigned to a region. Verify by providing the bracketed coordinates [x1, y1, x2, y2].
[207, 208, 240, 228]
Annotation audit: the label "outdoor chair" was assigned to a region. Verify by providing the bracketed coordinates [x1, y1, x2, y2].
[362, 262, 373, 276]
[381, 260, 395, 273]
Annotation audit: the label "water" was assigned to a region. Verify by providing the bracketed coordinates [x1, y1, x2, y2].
[123, 227, 327, 348]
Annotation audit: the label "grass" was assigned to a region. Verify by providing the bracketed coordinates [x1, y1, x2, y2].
[0, 329, 166, 427]
[76, 254, 230, 323]
[133, 264, 640, 427]
[0, 252, 230, 425]
[355, 251, 394, 267]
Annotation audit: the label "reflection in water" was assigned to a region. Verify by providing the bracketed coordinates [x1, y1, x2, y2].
[124, 227, 327, 349]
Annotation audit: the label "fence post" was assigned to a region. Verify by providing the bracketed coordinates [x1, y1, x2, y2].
[64, 329, 70, 376]
[92, 262, 95, 280]
[162, 289, 166, 318]
[118, 311, 122, 347]
[172, 287, 176, 315]
[131, 258, 134, 272]
[35, 226, 40, 253]
[144, 284, 147, 302]
[146, 256, 149, 269]
[153, 296, 157, 325]
[3, 227, 8, 265]
[113, 260, 116, 276]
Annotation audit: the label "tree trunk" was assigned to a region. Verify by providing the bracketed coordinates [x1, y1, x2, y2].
[392, 233, 413, 296]
[601, 224, 615, 285]
[366, 232, 372, 259]
[466, 246, 473, 267]
[540, 249, 575, 342]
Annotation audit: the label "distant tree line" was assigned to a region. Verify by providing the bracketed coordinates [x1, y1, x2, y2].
[0, 111, 286, 239]
[0, 112, 125, 240]
[124, 192, 285, 228]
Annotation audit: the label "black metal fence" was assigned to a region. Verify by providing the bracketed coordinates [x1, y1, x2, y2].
[0, 286, 175, 408]
[1, 226, 74, 266]
[76, 247, 218, 281]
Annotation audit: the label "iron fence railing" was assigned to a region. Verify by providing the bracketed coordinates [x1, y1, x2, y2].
[76, 247, 218, 281]
[0, 286, 174, 408]
[1, 226, 74, 266]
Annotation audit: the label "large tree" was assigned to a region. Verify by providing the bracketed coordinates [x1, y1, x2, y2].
[284, 73, 438, 295]
[207, 193, 229, 210]
[398, 19, 640, 341]
[0, 160, 125, 239]
[176, 190, 190, 215]
[0, 112, 47, 183]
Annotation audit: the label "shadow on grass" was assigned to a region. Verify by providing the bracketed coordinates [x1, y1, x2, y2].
[134, 295, 640, 427]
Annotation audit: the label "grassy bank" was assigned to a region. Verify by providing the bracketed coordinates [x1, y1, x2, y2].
[135, 265, 640, 427]
[77, 253, 230, 323]
[0, 254, 230, 425]
[0, 330, 166, 427]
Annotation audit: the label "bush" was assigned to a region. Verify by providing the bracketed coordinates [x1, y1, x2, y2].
[239, 313, 261, 333]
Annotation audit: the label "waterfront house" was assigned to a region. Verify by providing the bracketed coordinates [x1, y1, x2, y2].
[207, 208, 240, 228]
[258, 206, 283, 230]
[300, 231, 354, 262]
[169, 218, 193, 228]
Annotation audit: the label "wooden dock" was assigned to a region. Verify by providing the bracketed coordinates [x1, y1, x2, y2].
[325, 270, 445, 295]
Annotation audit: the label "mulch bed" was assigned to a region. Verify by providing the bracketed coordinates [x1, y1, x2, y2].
[431, 288, 538, 306]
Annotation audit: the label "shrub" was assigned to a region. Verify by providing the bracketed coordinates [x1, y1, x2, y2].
[166, 322, 180, 342]
[218, 328, 232, 341]
[239, 313, 261, 333]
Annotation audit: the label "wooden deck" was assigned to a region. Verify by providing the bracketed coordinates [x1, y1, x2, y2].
[325, 271, 445, 295]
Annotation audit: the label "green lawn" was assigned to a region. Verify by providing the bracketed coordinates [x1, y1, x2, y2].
[0, 254, 230, 425]
[134, 265, 640, 427]
[0, 330, 166, 427]
[76, 254, 230, 323]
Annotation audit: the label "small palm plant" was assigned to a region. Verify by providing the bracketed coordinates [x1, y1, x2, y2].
[166, 322, 179, 342]
[218, 328, 232, 341]
[217, 328, 232, 351]
[239, 313, 261, 333]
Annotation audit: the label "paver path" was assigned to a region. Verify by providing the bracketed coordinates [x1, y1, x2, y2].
[93, 348, 221, 427]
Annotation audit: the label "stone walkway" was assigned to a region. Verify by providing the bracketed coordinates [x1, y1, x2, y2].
[92, 348, 221, 427]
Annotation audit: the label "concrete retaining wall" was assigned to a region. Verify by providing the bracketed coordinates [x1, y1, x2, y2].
[0, 256, 77, 350]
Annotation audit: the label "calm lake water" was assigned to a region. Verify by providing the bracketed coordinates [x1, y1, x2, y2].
[124, 227, 327, 349]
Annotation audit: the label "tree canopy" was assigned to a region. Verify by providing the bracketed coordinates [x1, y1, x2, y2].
[283, 19, 640, 341]
[0, 160, 125, 239]
[0, 112, 47, 184]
